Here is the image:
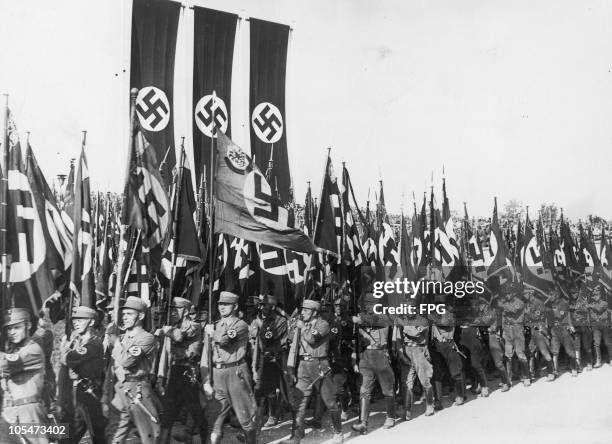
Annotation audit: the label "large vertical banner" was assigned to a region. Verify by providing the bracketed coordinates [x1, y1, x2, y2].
[130, 0, 180, 183]
[192, 7, 238, 189]
[249, 18, 291, 204]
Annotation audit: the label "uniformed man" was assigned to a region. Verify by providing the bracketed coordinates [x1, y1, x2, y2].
[459, 319, 489, 398]
[306, 296, 354, 428]
[32, 305, 56, 412]
[249, 294, 291, 429]
[481, 297, 511, 392]
[498, 282, 531, 386]
[550, 286, 578, 377]
[201, 291, 257, 444]
[109, 296, 161, 444]
[570, 282, 593, 371]
[0, 308, 49, 444]
[430, 304, 466, 407]
[157, 297, 206, 443]
[524, 289, 555, 381]
[397, 312, 435, 419]
[59, 306, 106, 443]
[282, 299, 343, 444]
[351, 313, 396, 434]
[589, 282, 611, 367]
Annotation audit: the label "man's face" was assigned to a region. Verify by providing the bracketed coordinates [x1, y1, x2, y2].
[334, 303, 343, 316]
[6, 322, 27, 344]
[218, 303, 234, 317]
[72, 318, 92, 335]
[121, 309, 140, 329]
[170, 307, 183, 325]
[301, 307, 314, 322]
[259, 303, 274, 317]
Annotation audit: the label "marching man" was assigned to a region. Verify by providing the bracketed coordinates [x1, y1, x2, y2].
[109, 296, 160, 444]
[201, 291, 258, 444]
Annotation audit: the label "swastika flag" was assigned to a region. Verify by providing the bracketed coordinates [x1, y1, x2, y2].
[214, 133, 316, 253]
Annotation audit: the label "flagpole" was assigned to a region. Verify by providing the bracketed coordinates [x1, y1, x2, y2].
[0, 94, 9, 310]
[114, 88, 139, 327]
[167, 137, 186, 324]
[207, 92, 217, 319]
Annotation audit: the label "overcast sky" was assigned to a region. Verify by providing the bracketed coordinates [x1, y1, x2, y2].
[1, 0, 611, 221]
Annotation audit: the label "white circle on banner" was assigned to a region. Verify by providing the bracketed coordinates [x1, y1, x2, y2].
[251, 102, 283, 144]
[136, 87, 170, 132]
[194, 95, 228, 137]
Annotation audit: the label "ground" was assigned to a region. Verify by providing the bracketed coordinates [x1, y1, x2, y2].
[256, 366, 612, 444]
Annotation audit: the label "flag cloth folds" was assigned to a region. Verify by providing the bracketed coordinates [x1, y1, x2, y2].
[522, 219, 554, 298]
[192, 7, 238, 189]
[313, 153, 342, 257]
[5, 114, 57, 313]
[249, 18, 291, 204]
[131, 0, 180, 181]
[123, 129, 171, 267]
[69, 148, 95, 308]
[486, 199, 512, 280]
[214, 133, 315, 253]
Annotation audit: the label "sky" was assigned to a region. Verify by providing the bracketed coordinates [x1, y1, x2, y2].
[0, 0, 611, 221]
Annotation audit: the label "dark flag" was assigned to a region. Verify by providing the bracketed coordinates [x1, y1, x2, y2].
[131, 0, 180, 182]
[522, 218, 554, 298]
[399, 213, 416, 281]
[486, 199, 512, 280]
[192, 7, 238, 189]
[123, 129, 171, 267]
[313, 153, 342, 257]
[361, 201, 378, 267]
[214, 132, 315, 253]
[173, 153, 201, 262]
[25, 143, 73, 315]
[5, 115, 57, 313]
[341, 165, 363, 268]
[599, 225, 612, 291]
[465, 214, 487, 282]
[579, 225, 601, 284]
[303, 182, 315, 237]
[376, 180, 399, 269]
[249, 18, 291, 204]
[549, 226, 566, 276]
[560, 216, 581, 277]
[69, 147, 95, 308]
[514, 217, 524, 270]
[412, 195, 427, 278]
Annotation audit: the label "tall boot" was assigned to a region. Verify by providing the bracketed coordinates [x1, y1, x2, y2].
[329, 409, 343, 443]
[159, 428, 172, 444]
[546, 360, 555, 381]
[453, 378, 465, 406]
[304, 394, 322, 429]
[594, 346, 602, 368]
[424, 386, 435, 416]
[520, 360, 531, 386]
[351, 398, 370, 435]
[570, 357, 578, 376]
[383, 396, 395, 428]
[552, 355, 559, 377]
[433, 381, 444, 411]
[505, 360, 513, 383]
[576, 350, 582, 373]
[403, 389, 413, 420]
[264, 395, 279, 427]
[244, 428, 258, 444]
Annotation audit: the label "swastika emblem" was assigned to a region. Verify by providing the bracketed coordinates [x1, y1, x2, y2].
[195, 95, 228, 137]
[252, 102, 283, 144]
[136, 87, 170, 132]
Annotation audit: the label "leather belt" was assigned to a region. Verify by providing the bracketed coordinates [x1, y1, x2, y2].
[365, 345, 385, 350]
[300, 355, 328, 361]
[3, 395, 41, 408]
[124, 375, 149, 382]
[214, 358, 245, 369]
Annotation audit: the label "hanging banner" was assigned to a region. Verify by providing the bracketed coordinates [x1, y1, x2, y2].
[130, 0, 180, 182]
[249, 18, 291, 203]
[192, 7, 238, 189]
